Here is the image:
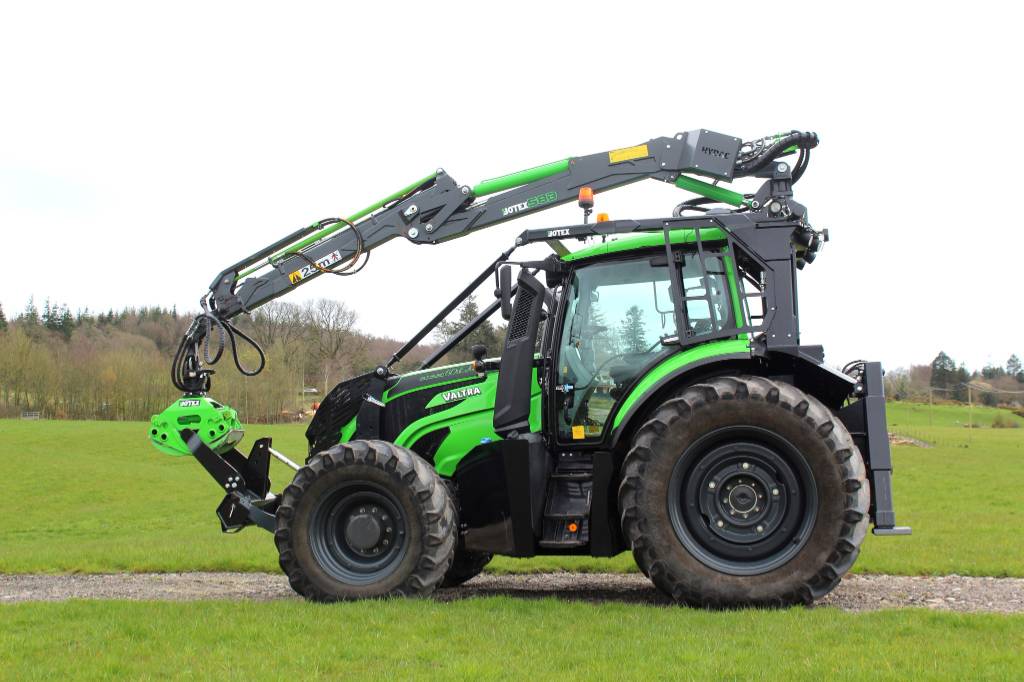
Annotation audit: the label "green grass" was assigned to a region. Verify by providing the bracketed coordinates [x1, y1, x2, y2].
[887, 400, 1024, 430]
[1, 599, 1021, 680]
[1, 402, 1022, 576]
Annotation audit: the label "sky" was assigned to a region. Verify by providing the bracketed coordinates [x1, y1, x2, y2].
[1, 2, 1021, 372]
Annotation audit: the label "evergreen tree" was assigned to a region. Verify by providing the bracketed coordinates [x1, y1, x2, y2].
[618, 305, 648, 353]
[929, 351, 955, 389]
[0, 303, 7, 331]
[42, 299, 59, 331]
[1008, 354, 1022, 381]
[589, 302, 619, 359]
[59, 305, 75, 340]
[982, 363, 1004, 379]
[435, 295, 505, 362]
[952, 364, 970, 402]
[21, 297, 39, 326]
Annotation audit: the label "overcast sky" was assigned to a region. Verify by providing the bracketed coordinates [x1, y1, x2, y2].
[2, 2, 1021, 372]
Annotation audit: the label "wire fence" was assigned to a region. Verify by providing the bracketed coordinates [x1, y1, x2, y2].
[887, 384, 1024, 449]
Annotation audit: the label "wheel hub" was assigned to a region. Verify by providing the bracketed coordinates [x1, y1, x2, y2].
[726, 482, 758, 514]
[309, 484, 407, 585]
[344, 510, 386, 552]
[668, 427, 818, 576]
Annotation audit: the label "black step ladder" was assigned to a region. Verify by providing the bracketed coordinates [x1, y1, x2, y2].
[539, 452, 593, 548]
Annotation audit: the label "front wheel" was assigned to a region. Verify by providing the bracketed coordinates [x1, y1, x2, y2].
[275, 440, 456, 601]
[619, 376, 869, 607]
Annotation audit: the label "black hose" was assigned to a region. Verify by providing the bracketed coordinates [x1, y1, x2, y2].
[792, 148, 810, 183]
[171, 310, 266, 393]
[736, 131, 818, 176]
[285, 217, 370, 277]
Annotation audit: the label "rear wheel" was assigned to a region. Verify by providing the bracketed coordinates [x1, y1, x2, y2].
[619, 376, 869, 607]
[275, 440, 456, 601]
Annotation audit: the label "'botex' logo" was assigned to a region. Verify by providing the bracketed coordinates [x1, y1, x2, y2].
[441, 387, 482, 403]
[701, 146, 730, 160]
[502, 191, 557, 217]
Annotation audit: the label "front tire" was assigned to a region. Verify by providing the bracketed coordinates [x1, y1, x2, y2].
[618, 376, 869, 607]
[275, 440, 456, 601]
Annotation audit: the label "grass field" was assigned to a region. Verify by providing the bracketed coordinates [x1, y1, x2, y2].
[1, 599, 1022, 680]
[2, 403, 1022, 680]
[0, 401, 1022, 576]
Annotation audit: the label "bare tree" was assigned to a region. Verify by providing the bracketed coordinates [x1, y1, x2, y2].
[304, 298, 364, 392]
[247, 301, 306, 349]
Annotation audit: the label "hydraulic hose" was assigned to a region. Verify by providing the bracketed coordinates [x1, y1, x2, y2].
[735, 131, 818, 176]
[171, 308, 267, 393]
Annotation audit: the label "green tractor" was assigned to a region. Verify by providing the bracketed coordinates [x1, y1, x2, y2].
[150, 129, 908, 606]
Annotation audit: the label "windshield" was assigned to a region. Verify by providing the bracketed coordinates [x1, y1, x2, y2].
[556, 250, 734, 441]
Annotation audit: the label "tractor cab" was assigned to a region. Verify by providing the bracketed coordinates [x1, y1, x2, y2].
[550, 235, 738, 443]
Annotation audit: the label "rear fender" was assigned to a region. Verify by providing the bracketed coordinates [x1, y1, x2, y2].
[609, 344, 858, 451]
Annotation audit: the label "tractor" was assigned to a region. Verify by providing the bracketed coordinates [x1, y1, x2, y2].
[149, 128, 909, 606]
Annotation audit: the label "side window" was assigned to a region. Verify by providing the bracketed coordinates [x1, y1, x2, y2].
[681, 253, 733, 337]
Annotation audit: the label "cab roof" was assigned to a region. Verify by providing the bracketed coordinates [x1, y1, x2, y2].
[560, 227, 729, 263]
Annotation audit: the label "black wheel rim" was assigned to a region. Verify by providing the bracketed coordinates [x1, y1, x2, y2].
[667, 426, 818, 576]
[308, 481, 408, 585]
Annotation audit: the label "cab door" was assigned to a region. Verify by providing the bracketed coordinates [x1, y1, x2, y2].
[552, 249, 736, 445]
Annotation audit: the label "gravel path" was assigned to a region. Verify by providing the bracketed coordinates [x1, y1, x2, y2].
[2, 572, 1022, 613]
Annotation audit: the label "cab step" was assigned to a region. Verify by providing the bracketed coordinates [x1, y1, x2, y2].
[538, 453, 592, 548]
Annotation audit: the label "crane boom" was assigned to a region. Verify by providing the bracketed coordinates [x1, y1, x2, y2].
[174, 128, 818, 394]
[207, 129, 818, 319]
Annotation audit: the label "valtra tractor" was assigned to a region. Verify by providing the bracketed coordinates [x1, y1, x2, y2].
[149, 129, 909, 606]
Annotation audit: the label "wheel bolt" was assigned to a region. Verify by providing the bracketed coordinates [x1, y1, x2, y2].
[754, 507, 760, 512]
[757, 525, 764, 532]
[383, 539, 389, 546]
[742, 462, 750, 470]
[359, 507, 366, 514]
[716, 520, 724, 528]
[772, 488, 779, 496]
[708, 481, 716, 489]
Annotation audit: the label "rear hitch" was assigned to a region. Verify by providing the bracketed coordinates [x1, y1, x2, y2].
[180, 429, 284, 533]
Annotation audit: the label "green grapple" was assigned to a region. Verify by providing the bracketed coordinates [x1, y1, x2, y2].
[150, 128, 909, 606]
[150, 395, 242, 457]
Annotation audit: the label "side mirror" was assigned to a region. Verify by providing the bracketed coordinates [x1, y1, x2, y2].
[498, 265, 513, 320]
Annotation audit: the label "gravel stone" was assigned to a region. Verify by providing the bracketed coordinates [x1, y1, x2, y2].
[1, 572, 1021, 612]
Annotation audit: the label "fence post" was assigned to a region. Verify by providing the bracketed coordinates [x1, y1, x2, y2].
[968, 384, 973, 444]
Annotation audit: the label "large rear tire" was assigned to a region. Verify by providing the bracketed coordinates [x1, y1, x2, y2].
[275, 440, 456, 601]
[618, 376, 869, 607]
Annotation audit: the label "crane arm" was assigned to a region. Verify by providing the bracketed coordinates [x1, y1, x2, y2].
[207, 129, 816, 319]
[173, 128, 817, 393]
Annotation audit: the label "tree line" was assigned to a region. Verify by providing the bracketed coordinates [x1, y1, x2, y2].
[0, 295, 501, 423]
[3, 295, 1020, 422]
[884, 350, 1024, 407]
